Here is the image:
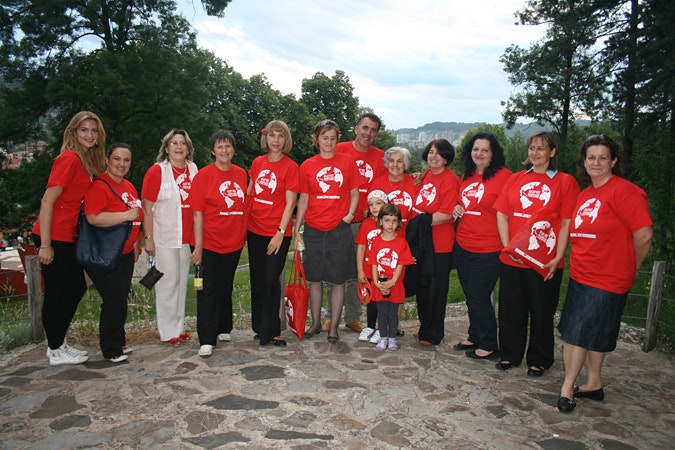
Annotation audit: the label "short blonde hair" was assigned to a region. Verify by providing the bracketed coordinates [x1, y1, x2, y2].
[156, 129, 195, 162]
[260, 120, 293, 154]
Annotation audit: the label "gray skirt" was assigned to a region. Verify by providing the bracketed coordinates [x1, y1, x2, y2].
[303, 221, 356, 285]
[558, 278, 628, 352]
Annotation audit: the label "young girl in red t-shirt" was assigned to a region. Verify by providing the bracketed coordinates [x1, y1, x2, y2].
[368, 204, 415, 351]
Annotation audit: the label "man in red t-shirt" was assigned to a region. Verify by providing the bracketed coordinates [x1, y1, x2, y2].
[324, 113, 387, 333]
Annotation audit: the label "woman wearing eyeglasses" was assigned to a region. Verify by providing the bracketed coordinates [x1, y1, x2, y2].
[493, 132, 579, 376]
[294, 120, 360, 343]
[141, 129, 198, 347]
[555, 134, 652, 413]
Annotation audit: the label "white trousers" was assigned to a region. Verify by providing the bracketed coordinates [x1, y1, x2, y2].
[154, 244, 191, 341]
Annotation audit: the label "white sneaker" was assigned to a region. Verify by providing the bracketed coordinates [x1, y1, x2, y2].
[358, 327, 374, 342]
[199, 344, 213, 357]
[217, 333, 231, 342]
[48, 346, 89, 366]
[47, 341, 88, 358]
[108, 354, 128, 363]
[369, 330, 381, 344]
[375, 337, 388, 351]
[122, 346, 134, 355]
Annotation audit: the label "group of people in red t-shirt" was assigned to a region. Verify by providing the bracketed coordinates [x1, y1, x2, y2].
[35, 112, 653, 416]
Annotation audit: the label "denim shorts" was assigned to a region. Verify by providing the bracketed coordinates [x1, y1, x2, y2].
[558, 278, 628, 352]
[303, 221, 356, 285]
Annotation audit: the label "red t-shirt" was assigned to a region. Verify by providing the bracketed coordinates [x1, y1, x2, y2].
[494, 169, 580, 268]
[247, 155, 299, 237]
[141, 163, 195, 245]
[354, 216, 381, 248]
[455, 167, 512, 253]
[32, 150, 93, 242]
[410, 169, 460, 253]
[569, 176, 652, 294]
[298, 152, 359, 231]
[336, 142, 387, 222]
[84, 173, 143, 255]
[366, 234, 415, 304]
[190, 163, 247, 253]
[369, 174, 419, 233]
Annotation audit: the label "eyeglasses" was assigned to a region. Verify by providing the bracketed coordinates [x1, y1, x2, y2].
[528, 146, 549, 153]
[317, 119, 338, 128]
[169, 141, 187, 147]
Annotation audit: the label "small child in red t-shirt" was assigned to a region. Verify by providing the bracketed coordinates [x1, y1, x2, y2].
[367, 203, 415, 351]
[355, 190, 388, 343]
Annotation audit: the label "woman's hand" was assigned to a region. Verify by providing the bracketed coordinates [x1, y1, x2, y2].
[508, 254, 524, 265]
[126, 207, 141, 222]
[144, 238, 155, 257]
[190, 247, 202, 266]
[38, 245, 54, 265]
[542, 256, 562, 281]
[375, 279, 391, 296]
[452, 205, 465, 220]
[267, 232, 284, 255]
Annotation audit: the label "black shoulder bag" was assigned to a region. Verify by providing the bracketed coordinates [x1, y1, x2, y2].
[74, 178, 132, 274]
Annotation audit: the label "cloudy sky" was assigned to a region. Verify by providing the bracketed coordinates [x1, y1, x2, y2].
[178, 0, 545, 130]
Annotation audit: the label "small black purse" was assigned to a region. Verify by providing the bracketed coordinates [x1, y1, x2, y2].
[74, 178, 132, 274]
[139, 256, 164, 289]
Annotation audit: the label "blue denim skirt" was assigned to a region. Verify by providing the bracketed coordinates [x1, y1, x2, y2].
[303, 221, 356, 285]
[558, 278, 628, 352]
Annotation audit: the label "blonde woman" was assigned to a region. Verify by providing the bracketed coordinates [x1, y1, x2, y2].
[32, 111, 106, 366]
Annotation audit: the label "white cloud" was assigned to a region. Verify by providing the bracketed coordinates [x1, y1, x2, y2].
[179, 0, 545, 129]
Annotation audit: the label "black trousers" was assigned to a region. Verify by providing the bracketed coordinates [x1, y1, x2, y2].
[247, 231, 291, 345]
[197, 248, 242, 345]
[498, 264, 563, 368]
[33, 235, 87, 350]
[415, 252, 453, 345]
[87, 251, 134, 359]
[377, 300, 399, 339]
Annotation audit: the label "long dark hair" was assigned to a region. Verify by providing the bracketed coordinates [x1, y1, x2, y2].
[460, 132, 506, 181]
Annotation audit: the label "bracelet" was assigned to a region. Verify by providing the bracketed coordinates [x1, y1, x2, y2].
[278, 227, 285, 234]
[348, 211, 355, 217]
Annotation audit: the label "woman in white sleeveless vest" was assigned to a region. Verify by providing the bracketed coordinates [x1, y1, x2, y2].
[141, 129, 198, 346]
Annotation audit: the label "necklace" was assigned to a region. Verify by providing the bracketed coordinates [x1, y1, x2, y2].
[389, 176, 404, 191]
[172, 164, 187, 176]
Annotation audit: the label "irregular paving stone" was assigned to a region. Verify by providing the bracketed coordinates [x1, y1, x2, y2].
[0, 387, 11, 397]
[287, 380, 320, 393]
[29, 394, 84, 419]
[323, 380, 366, 390]
[0, 376, 30, 387]
[30, 431, 105, 450]
[203, 348, 261, 367]
[593, 421, 632, 438]
[8, 365, 43, 377]
[370, 420, 412, 447]
[288, 396, 329, 407]
[486, 404, 508, 419]
[204, 393, 279, 410]
[537, 438, 588, 450]
[326, 413, 367, 431]
[599, 439, 639, 450]
[175, 361, 198, 374]
[49, 414, 91, 430]
[185, 431, 249, 448]
[266, 429, 333, 441]
[113, 420, 175, 448]
[185, 411, 226, 434]
[239, 364, 286, 381]
[153, 375, 190, 384]
[46, 368, 106, 381]
[281, 411, 317, 428]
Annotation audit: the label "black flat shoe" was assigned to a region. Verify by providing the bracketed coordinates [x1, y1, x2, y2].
[527, 366, 545, 377]
[465, 349, 498, 360]
[272, 339, 287, 347]
[327, 334, 339, 344]
[557, 396, 576, 413]
[574, 385, 605, 401]
[396, 329, 405, 337]
[304, 328, 321, 338]
[453, 341, 477, 351]
[495, 361, 513, 371]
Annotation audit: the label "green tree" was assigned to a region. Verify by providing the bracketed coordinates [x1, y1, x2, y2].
[500, 0, 611, 153]
[300, 70, 360, 141]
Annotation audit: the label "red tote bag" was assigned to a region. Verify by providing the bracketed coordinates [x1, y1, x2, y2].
[501, 207, 562, 279]
[284, 251, 309, 340]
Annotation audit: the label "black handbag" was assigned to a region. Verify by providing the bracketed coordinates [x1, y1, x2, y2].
[139, 256, 164, 289]
[74, 178, 132, 274]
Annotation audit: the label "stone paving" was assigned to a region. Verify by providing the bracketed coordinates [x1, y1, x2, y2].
[1, 307, 674, 449]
